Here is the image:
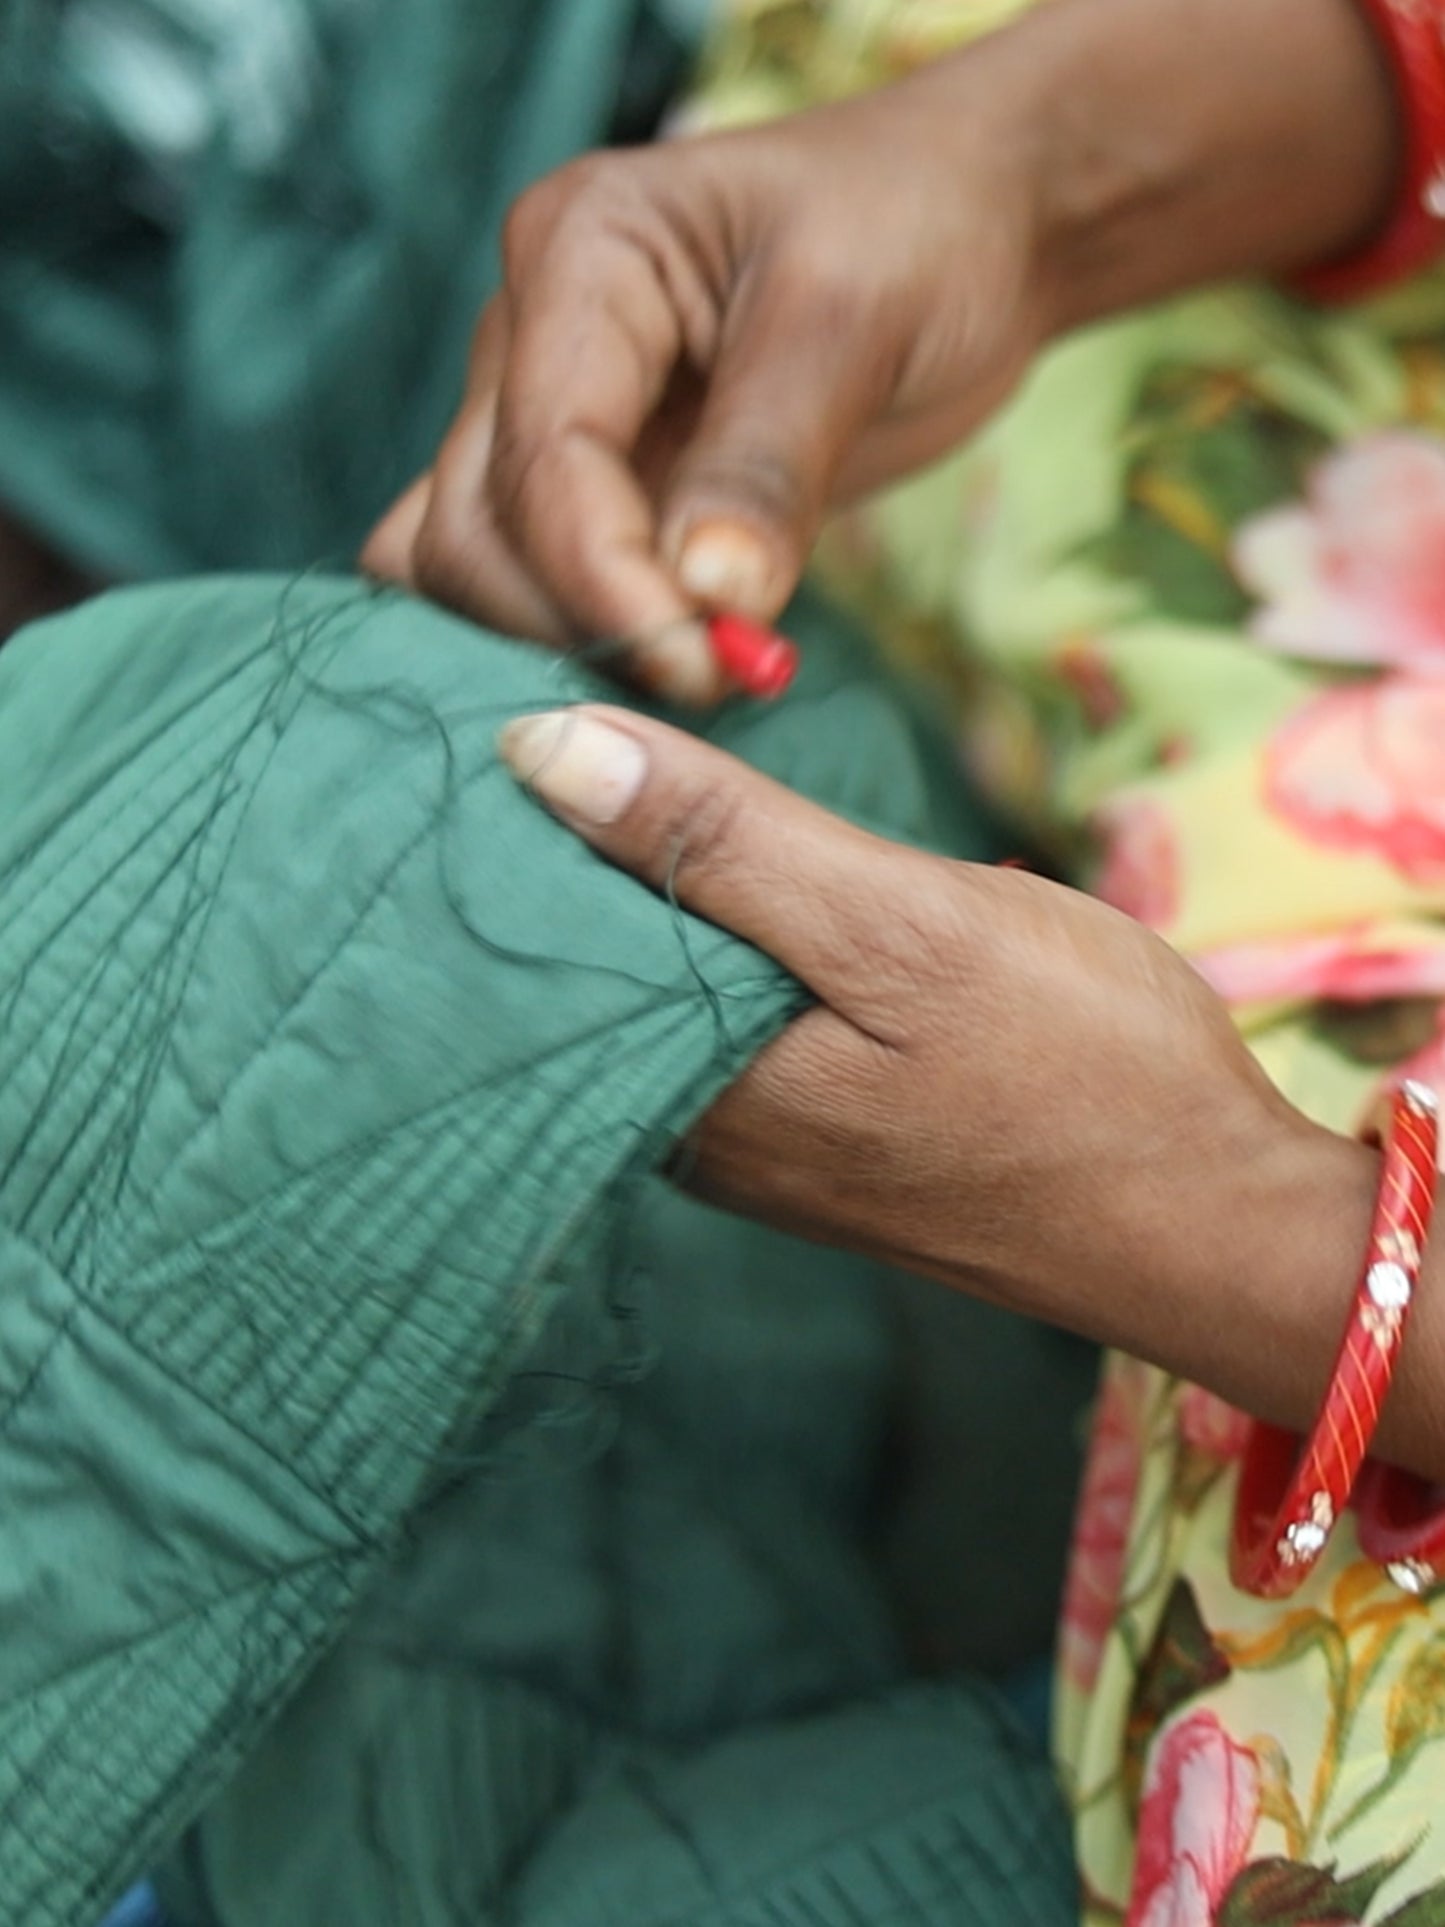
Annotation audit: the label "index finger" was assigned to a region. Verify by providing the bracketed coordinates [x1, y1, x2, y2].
[489, 199, 724, 701]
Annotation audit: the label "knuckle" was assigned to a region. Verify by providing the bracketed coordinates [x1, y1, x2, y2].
[409, 522, 467, 614]
[682, 441, 810, 534]
[664, 780, 749, 892]
[502, 155, 623, 280]
[502, 170, 578, 276]
[846, 861, 973, 1037]
[487, 416, 562, 549]
[764, 244, 850, 319]
[906, 868, 975, 983]
[358, 516, 405, 584]
[500, 184, 550, 281]
[411, 495, 485, 617]
[758, 236, 879, 340]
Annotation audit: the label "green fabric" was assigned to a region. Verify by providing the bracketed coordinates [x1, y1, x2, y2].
[0, 574, 1079, 1926]
[159, 1185, 1085, 1927]
[0, 0, 697, 579]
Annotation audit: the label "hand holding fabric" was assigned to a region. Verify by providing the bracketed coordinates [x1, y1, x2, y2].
[498, 704, 1445, 1485]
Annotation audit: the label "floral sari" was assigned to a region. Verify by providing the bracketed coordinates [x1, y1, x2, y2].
[691, 6, 1445, 1922]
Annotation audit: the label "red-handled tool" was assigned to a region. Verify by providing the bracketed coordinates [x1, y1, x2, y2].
[706, 613, 799, 700]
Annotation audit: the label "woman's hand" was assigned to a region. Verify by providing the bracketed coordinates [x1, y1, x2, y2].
[363, 57, 1048, 704]
[496, 703, 1445, 1483]
[366, 0, 1396, 706]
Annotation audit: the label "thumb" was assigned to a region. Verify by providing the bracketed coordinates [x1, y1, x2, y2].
[661, 269, 892, 624]
[498, 704, 921, 1021]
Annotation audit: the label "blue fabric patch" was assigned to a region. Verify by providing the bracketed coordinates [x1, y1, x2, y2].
[101, 1887, 165, 1927]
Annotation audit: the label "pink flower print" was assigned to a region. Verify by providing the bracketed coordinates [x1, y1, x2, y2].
[1195, 927, 1445, 1008]
[1264, 673, 1445, 882]
[1060, 1373, 1142, 1693]
[1094, 796, 1180, 931]
[1234, 432, 1445, 667]
[1126, 1712, 1261, 1927]
[1056, 638, 1127, 732]
[1177, 1386, 1252, 1463]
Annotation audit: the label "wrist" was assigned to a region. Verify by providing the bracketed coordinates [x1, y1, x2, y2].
[973, 0, 1401, 337]
[1157, 1114, 1379, 1428]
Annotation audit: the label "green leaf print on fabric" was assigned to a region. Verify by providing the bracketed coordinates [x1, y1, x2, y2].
[1124, 1579, 1232, 1806]
[1079, 366, 1329, 626]
[1379, 1881, 1445, 1927]
[1218, 1846, 1410, 1926]
[1331, 1626, 1445, 1839]
[1310, 999, 1445, 1069]
[1385, 1630, 1445, 1764]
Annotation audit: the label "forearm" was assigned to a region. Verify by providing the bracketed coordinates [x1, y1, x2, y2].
[1190, 1128, 1445, 1484]
[954, 0, 1401, 332]
[979, 1113, 1445, 1484]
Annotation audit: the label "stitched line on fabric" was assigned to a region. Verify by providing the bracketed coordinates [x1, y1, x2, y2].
[87, 593, 779, 1266]
[1, 595, 336, 1260]
[113, 985, 744, 1283]
[5, 1552, 367, 1918]
[0, 621, 278, 910]
[2, 1550, 361, 1715]
[90, 1007, 739, 1478]
[0, 1217, 378, 1546]
[0, 694, 271, 1197]
[76, 586, 364, 1235]
[11, 820, 220, 1252]
[486, 1713, 1069, 1927]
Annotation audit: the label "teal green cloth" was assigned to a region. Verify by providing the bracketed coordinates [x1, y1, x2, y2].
[0, 0, 696, 579]
[0, 575, 1080, 1926]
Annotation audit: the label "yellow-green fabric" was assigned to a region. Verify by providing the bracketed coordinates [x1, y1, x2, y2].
[0, 573, 1080, 1926]
[693, 5, 1445, 1922]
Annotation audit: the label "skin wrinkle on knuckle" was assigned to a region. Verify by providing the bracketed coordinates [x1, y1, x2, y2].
[844, 866, 972, 1031]
[489, 417, 570, 556]
[762, 240, 906, 388]
[678, 442, 810, 532]
[492, 427, 647, 627]
[537, 167, 682, 318]
[503, 152, 615, 268]
[414, 445, 500, 594]
[411, 506, 477, 615]
[501, 178, 566, 283]
[659, 780, 750, 899]
[690, 1014, 927, 1254]
[599, 210, 720, 378]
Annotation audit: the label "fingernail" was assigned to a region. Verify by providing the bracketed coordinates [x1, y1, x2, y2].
[631, 617, 723, 707]
[678, 522, 771, 613]
[498, 710, 648, 825]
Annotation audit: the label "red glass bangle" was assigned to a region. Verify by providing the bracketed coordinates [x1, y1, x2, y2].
[1355, 1459, 1445, 1594]
[1229, 1078, 1439, 1600]
[1294, 0, 1445, 302]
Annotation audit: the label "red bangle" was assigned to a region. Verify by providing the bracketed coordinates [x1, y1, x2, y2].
[1229, 1079, 1439, 1600]
[1293, 0, 1445, 303]
[1355, 1458, 1445, 1593]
